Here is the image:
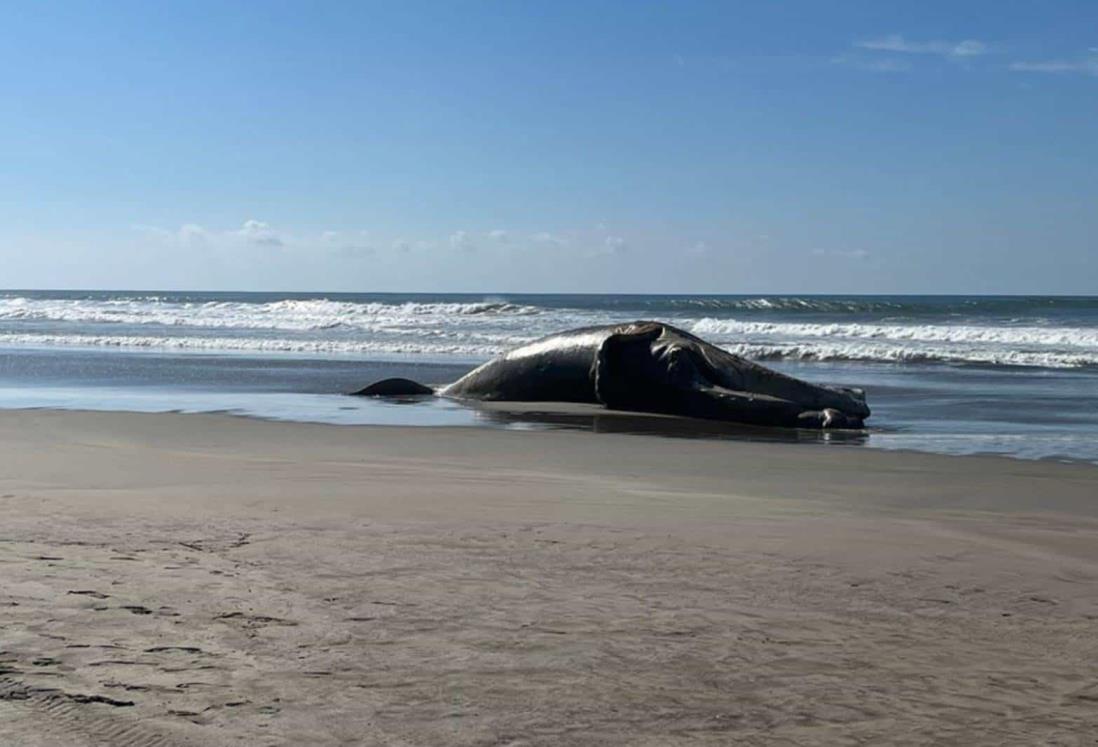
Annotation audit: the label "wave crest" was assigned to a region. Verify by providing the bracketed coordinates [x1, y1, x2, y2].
[690, 317, 1098, 349]
[725, 343, 1098, 369]
[2, 331, 1096, 369]
[0, 297, 545, 331]
[2, 293, 1097, 370]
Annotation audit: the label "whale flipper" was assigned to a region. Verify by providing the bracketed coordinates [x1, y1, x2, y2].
[351, 378, 434, 396]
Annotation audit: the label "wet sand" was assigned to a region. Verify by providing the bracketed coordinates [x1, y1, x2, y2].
[1, 409, 1097, 745]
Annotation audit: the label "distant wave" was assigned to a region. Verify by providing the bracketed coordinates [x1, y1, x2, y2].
[0, 297, 546, 331]
[7, 292, 1098, 320]
[3, 331, 1096, 369]
[723, 343, 1098, 369]
[557, 294, 1098, 317]
[0, 332, 511, 359]
[692, 317, 1098, 369]
[2, 292, 1097, 370]
[689, 318, 1098, 349]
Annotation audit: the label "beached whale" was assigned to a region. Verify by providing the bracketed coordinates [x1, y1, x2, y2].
[352, 321, 870, 429]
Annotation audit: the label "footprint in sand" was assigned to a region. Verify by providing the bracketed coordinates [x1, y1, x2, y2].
[120, 605, 154, 615]
[67, 590, 110, 599]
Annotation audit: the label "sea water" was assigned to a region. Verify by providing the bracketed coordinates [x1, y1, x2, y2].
[2, 290, 1097, 463]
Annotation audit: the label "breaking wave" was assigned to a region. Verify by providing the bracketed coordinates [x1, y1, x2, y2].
[1, 292, 1097, 370]
[0, 332, 511, 359]
[689, 318, 1098, 369]
[555, 294, 1098, 317]
[2, 329, 1096, 369]
[689, 318, 1098, 350]
[722, 343, 1098, 369]
[0, 297, 544, 331]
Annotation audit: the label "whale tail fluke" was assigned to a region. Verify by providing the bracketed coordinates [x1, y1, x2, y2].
[350, 378, 434, 396]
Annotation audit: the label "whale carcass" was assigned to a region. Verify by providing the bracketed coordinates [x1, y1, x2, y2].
[352, 321, 870, 429]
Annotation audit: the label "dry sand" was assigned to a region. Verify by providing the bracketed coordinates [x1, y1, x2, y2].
[1, 409, 1097, 745]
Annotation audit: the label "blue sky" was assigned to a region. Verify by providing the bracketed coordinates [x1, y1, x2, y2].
[2, 1, 1095, 293]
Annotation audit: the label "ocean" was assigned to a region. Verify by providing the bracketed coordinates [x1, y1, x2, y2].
[2, 289, 1097, 463]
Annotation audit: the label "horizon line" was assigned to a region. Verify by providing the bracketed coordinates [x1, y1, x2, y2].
[2, 288, 1096, 299]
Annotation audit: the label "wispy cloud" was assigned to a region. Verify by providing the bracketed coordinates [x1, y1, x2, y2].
[135, 221, 384, 255]
[132, 222, 211, 247]
[812, 248, 870, 260]
[236, 219, 283, 247]
[855, 35, 988, 58]
[449, 230, 476, 252]
[671, 53, 737, 72]
[179, 223, 209, 247]
[131, 224, 174, 239]
[603, 236, 627, 254]
[832, 54, 913, 73]
[582, 235, 630, 259]
[1010, 54, 1098, 77]
[530, 231, 568, 248]
[321, 230, 374, 259]
[488, 229, 509, 243]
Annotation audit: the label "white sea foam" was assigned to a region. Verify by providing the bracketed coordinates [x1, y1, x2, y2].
[0, 332, 512, 359]
[721, 342, 1098, 369]
[689, 317, 1098, 349]
[2, 295, 1097, 369]
[686, 317, 1098, 368]
[0, 297, 546, 332]
[1, 330, 1096, 369]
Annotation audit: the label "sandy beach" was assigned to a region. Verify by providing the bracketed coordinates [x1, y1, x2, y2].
[7, 0, 1098, 743]
[1, 409, 1097, 745]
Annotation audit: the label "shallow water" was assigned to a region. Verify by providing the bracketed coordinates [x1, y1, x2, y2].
[2, 346, 1097, 464]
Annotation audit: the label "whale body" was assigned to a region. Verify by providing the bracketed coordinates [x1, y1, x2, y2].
[353, 321, 870, 429]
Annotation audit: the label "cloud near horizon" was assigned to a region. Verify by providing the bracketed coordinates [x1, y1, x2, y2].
[236, 219, 283, 247]
[136, 223, 612, 258]
[449, 230, 476, 252]
[133, 221, 300, 253]
[855, 35, 988, 58]
[529, 232, 568, 248]
[812, 248, 870, 260]
[604, 236, 627, 253]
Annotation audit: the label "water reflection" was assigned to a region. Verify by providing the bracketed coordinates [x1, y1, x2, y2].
[467, 401, 871, 446]
[4, 383, 1094, 463]
[346, 392, 871, 445]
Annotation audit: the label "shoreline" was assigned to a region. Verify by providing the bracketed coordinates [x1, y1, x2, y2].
[7, 405, 1098, 501]
[6, 398, 1098, 468]
[2, 408, 1098, 744]
[5, 287, 1098, 468]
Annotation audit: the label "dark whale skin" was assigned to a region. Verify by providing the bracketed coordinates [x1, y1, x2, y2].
[355, 321, 870, 430]
[351, 377, 434, 396]
[441, 325, 613, 404]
